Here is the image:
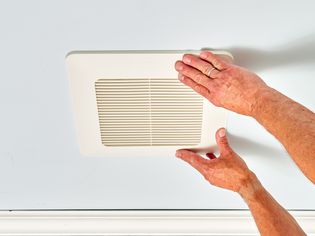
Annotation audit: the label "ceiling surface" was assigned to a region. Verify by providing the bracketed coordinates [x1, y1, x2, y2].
[0, 0, 314, 210]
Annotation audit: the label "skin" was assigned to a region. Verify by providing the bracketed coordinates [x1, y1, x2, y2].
[175, 129, 306, 235]
[175, 51, 315, 182]
[174, 51, 315, 235]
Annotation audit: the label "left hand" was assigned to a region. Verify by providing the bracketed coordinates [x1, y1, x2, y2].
[176, 128, 256, 194]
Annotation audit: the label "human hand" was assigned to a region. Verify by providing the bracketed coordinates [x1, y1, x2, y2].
[174, 51, 270, 116]
[176, 128, 258, 195]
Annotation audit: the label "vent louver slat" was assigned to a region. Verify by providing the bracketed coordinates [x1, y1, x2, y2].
[95, 78, 203, 147]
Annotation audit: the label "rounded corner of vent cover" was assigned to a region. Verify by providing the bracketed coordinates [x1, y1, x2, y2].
[66, 50, 229, 157]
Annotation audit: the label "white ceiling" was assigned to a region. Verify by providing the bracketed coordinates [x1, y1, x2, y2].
[0, 0, 314, 210]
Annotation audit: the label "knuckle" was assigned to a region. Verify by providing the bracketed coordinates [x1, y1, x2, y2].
[194, 72, 204, 82]
[205, 80, 214, 89]
[220, 140, 229, 149]
[225, 67, 235, 75]
[222, 147, 233, 156]
[211, 69, 220, 78]
[201, 88, 210, 97]
[194, 85, 201, 92]
[209, 98, 221, 107]
[213, 61, 221, 69]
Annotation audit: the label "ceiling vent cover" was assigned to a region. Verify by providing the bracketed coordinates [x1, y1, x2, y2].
[95, 78, 203, 147]
[66, 50, 232, 157]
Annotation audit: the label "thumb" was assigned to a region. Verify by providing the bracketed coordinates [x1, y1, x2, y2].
[215, 128, 231, 154]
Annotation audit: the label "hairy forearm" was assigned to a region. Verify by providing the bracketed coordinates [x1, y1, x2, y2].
[240, 173, 306, 236]
[252, 87, 315, 183]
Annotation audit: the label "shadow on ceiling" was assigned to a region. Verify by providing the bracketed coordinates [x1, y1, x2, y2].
[228, 133, 285, 160]
[203, 33, 315, 71]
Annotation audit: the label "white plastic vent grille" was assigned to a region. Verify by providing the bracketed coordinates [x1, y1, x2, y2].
[95, 78, 203, 147]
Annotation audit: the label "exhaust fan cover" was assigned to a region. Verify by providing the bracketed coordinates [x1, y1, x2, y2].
[66, 50, 232, 157]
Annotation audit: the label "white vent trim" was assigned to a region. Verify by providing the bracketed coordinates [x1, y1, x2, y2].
[66, 50, 231, 157]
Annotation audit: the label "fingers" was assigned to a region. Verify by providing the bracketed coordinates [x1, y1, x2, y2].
[215, 128, 232, 155]
[182, 54, 221, 79]
[175, 61, 214, 90]
[200, 51, 229, 70]
[178, 74, 211, 98]
[176, 149, 209, 175]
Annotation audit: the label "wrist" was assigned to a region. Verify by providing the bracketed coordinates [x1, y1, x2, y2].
[251, 86, 280, 120]
[238, 171, 264, 202]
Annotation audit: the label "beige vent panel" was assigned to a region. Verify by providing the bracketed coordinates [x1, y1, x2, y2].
[95, 78, 203, 146]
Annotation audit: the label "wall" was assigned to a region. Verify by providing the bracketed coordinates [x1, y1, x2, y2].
[0, 0, 314, 209]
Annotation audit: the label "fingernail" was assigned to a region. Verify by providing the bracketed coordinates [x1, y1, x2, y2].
[178, 74, 185, 81]
[175, 151, 182, 158]
[200, 52, 207, 59]
[183, 56, 191, 64]
[218, 129, 226, 138]
[176, 63, 183, 71]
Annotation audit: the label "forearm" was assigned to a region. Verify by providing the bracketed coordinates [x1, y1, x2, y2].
[239, 173, 306, 236]
[252, 87, 315, 183]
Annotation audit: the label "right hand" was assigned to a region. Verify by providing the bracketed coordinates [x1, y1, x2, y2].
[174, 51, 270, 116]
